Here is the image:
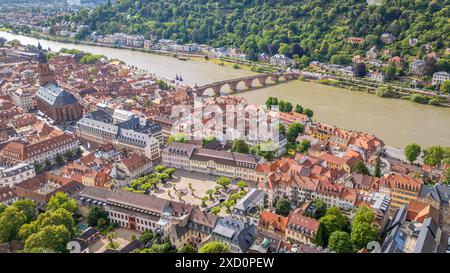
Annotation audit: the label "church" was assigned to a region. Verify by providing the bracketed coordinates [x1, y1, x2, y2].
[35, 44, 83, 124]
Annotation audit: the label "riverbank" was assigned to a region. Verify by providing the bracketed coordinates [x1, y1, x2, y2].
[5, 30, 449, 108]
[2, 30, 450, 148]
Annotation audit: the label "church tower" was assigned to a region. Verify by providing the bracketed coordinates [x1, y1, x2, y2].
[37, 44, 56, 86]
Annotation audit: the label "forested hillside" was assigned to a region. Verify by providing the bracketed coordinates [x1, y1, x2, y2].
[66, 0, 449, 64]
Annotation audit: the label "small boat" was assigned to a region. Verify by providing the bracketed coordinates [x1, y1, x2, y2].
[177, 57, 188, 61]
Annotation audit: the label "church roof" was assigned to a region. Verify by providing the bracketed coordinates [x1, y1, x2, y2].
[37, 83, 78, 106]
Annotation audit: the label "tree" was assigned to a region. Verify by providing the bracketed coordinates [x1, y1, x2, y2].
[326, 207, 350, 232]
[216, 176, 231, 189]
[351, 222, 378, 250]
[374, 158, 381, 178]
[354, 62, 367, 77]
[155, 165, 167, 173]
[178, 243, 198, 253]
[384, 64, 396, 81]
[222, 200, 234, 213]
[88, 207, 109, 227]
[24, 225, 71, 253]
[237, 180, 248, 191]
[315, 215, 342, 247]
[290, 43, 303, 58]
[297, 139, 311, 154]
[441, 80, 450, 94]
[46, 192, 78, 214]
[443, 168, 450, 185]
[211, 206, 221, 215]
[265, 97, 278, 109]
[232, 139, 250, 154]
[351, 161, 370, 176]
[139, 230, 154, 245]
[0, 206, 27, 242]
[423, 146, 444, 166]
[164, 167, 176, 178]
[44, 159, 52, 170]
[64, 150, 74, 162]
[206, 189, 215, 200]
[12, 199, 38, 223]
[199, 241, 230, 253]
[106, 231, 119, 249]
[351, 206, 378, 250]
[145, 242, 173, 253]
[75, 147, 83, 158]
[295, 104, 303, 114]
[275, 198, 291, 216]
[303, 108, 313, 118]
[0, 204, 6, 214]
[287, 123, 305, 143]
[278, 123, 286, 136]
[34, 163, 43, 174]
[328, 231, 354, 253]
[404, 143, 421, 163]
[305, 199, 327, 219]
[54, 153, 64, 166]
[157, 173, 170, 183]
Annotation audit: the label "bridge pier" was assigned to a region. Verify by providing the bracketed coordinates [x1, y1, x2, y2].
[258, 76, 267, 86]
[228, 81, 239, 93]
[270, 75, 280, 82]
[213, 85, 222, 96]
[244, 79, 253, 89]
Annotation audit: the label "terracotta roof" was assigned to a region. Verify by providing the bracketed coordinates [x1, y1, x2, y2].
[121, 153, 151, 172]
[258, 210, 288, 236]
[287, 208, 320, 238]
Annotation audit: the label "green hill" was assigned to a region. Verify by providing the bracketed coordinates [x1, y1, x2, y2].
[67, 0, 449, 65]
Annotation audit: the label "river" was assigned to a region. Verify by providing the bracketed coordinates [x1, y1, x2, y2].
[1, 31, 449, 148]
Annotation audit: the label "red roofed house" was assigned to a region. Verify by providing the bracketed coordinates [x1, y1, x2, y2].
[258, 210, 288, 237]
[286, 208, 320, 246]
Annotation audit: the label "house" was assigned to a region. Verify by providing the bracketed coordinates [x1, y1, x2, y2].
[14, 172, 83, 208]
[114, 153, 152, 182]
[366, 46, 380, 60]
[341, 173, 378, 192]
[381, 203, 441, 253]
[76, 106, 162, 160]
[257, 210, 288, 237]
[370, 71, 385, 83]
[1, 132, 79, 165]
[0, 162, 35, 187]
[0, 186, 18, 205]
[410, 60, 426, 75]
[379, 173, 423, 213]
[162, 142, 261, 181]
[210, 216, 258, 253]
[418, 184, 450, 234]
[232, 189, 265, 225]
[389, 56, 403, 68]
[409, 38, 418, 47]
[286, 208, 320, 246]
[381, 33, 395, 44]
[356, 192, 391, 229]
[71, 227, 100, 253]
[270, 54, 294, 67]
[347, 37, 365, 44]
[77, 187, 192, 236]
[432, 71, 450, 86]
[352, 55, 364, 64]
[169, 207, 218, 248]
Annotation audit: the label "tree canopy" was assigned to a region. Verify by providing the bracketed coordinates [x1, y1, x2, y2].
[66, 0, 450, 66]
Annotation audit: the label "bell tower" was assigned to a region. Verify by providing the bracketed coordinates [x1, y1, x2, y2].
[37, 44, 56, 86]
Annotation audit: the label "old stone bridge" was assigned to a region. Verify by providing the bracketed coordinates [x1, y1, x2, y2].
[192, 71, 299, 96]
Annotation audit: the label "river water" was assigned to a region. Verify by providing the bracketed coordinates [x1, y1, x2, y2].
[1, 31, 449, 148]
